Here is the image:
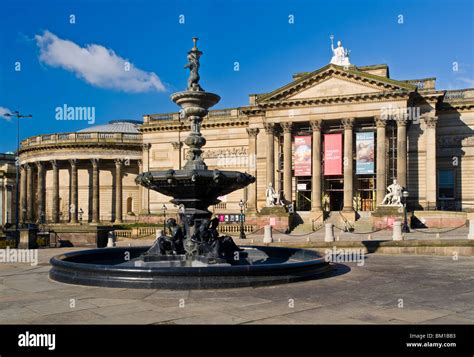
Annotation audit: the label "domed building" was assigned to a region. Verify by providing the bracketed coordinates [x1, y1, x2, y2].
[18, 120, 143, 225]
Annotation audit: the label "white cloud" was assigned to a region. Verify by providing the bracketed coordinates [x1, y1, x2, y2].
[35, 30, 166, 93]
[458, 77, 474, 87]
[0, 107, 12, 121]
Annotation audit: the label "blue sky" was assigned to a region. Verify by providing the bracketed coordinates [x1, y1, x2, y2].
[0, 0, 473, 153]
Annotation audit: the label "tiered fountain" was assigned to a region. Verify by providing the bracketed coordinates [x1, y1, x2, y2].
[49, 39, 332, 289]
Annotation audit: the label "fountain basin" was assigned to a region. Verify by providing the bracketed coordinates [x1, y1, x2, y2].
[49, 246, 332, 289]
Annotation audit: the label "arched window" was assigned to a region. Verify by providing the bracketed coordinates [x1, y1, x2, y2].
[126, 197, 133, 214]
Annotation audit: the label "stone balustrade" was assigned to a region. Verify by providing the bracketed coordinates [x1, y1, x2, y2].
[20, 132, 142, 148]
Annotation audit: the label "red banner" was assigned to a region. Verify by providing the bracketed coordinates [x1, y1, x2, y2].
[324, 133, 342, 176]
[294, 136, 312, 176]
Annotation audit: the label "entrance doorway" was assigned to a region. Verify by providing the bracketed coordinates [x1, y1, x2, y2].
[323, 177, 344, 211]
[296, 177, 312, 211]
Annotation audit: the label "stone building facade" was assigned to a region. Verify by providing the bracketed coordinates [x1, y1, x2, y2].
[18, 121, 142, 224]
[0, 153, 16, 226]
[141, 63, 474, 227]
[16, 63, 474, 228]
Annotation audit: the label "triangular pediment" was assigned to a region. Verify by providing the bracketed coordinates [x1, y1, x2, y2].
[256, 64, 416, 103]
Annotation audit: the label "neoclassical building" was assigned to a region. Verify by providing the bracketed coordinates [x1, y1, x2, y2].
[18, 121, 142, 224]
[141, 63, 474, 227]
[17, 62, 474, 229]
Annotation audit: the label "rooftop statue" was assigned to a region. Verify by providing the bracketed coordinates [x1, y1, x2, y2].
[330, 35, 351, 67]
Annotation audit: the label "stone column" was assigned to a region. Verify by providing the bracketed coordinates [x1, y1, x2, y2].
[396, 116, 408, 188]
[0, 178, 3, 225]
[20, 165, 27, 223]
[5, 184, 15, 223]
[424, 115, 438, 209]
[282, 122, 293, 203]
[70, 159, 78, 223]
[137, 159, 143, 214]
[171, 142, 183, 170]
[141, 144, 151, 214]
[5, 184, 12, 224]
[342, 118, 354, 211]
[91, 158, 100, 223]
[51, 160, 60, 223]
[310, 120, 322, 212]
[36, 162, 45, 223]
[26, 163, 34, 222]
[375, 116, 387, 206]
[114, 159, 123, 223]
[246, 128, 259, 211]
[264, 123, 275, 188]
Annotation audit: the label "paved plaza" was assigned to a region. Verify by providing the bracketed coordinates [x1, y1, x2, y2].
[0, 243, 473, 325]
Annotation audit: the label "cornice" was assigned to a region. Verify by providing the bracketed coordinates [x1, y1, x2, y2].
[140, 118, 249, 132]
[256, 64, 416, 102]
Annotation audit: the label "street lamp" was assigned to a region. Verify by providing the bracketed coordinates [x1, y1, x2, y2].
[4, 111, 32, 236]
[239, 199, 246, 240]
[162, 204, 167, 235]
[402, 190, 410, 233]
[78, 208, 84, 225]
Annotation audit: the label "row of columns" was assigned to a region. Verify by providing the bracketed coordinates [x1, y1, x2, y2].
[19, 158, 126, 224]
[256, 116, 417, 212]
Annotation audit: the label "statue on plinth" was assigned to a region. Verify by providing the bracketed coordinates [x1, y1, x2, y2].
[381, 179, 403, 206]
[265, 182, 281, 207]
[330, 35, 351, 66]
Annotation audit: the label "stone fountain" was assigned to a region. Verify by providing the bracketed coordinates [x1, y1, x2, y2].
[135, 38, 255, 262]
[49, 39, 332, 289]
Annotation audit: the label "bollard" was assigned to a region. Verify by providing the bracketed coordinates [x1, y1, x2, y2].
[325, 223, 335, 242]
[392, 221, 403, 241]
[107, 231, 116, 247]
[468, 220, 474, 240]
[263, 225, 273, 244]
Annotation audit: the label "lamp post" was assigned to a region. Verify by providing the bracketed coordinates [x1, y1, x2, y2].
[4, 111, 32, 236]
[402, 190, 410, 233]
[239, 199, 246, 240]
[162, 204, 167, 235]
[78, 208, 84, 225]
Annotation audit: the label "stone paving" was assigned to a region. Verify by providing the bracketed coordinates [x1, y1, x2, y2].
[0, 244, 473, 325]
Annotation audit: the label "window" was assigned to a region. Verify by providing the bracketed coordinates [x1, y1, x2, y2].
[438, 170, 455, 199]
[126, 197, 133, 214]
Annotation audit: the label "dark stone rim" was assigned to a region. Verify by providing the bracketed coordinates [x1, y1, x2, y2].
[49, 246, 332, 289]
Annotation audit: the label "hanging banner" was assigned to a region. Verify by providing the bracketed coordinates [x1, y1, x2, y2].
[356, 132, 375, 174]
[294, 136, 312, 176]
[324, 133, 342, 176]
